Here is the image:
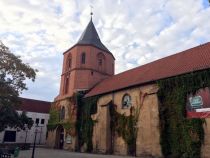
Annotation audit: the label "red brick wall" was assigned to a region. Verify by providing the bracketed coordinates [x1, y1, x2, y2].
[56, 45, 115, 100]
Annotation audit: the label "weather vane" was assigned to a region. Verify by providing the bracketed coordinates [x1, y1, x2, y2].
[90, 5, 93, 18]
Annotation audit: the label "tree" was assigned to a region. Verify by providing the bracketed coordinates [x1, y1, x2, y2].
[0, 41, 37, 131]
[18, 111, 34, 130]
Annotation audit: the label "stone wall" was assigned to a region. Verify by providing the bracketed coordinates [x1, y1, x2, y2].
[46, 130, 56, 148]
[92, 94, 112, 153]
[136, 85, 162, 157]
[47, 85, 210, 158]
[92, 84, 162, 157]
[202, 118, 210, 158]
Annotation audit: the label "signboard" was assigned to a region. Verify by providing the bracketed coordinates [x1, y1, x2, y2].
[189, 96, 203, 109]
[66, 134, 72, 144]
[187, 87, 210, 118]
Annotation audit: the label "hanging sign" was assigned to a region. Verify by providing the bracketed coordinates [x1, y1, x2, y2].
[189, 96, 203, 109]
[66, 134, 72, 144]
[187, 87, 210, 118]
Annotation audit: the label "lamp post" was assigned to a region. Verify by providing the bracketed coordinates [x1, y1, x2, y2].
[31, 123, 38, 158]
[24, 124, 29, 149]
[39, 126, 42, 144]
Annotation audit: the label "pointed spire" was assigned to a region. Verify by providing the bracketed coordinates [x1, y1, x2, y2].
[76, 14, 110, 52]
[90, 5, 93, 20]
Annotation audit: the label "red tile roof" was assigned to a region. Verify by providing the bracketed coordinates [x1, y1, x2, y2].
[17, 98, 51, 114]
[85, 42, 210, 97]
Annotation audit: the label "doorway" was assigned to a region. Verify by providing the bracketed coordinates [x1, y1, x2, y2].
[55, 126, 64, 149]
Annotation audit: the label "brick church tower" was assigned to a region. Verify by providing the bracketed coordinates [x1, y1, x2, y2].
[56, 17, 115, 100]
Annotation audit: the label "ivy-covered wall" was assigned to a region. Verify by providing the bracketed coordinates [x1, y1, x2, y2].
[46, 67, 210, 158]
[91, 85, 162, 157]
[47, 97, 75, 134]
[76, 92, 99, 152]
[157, 69, 210, 158]
[109, 101, 138, 155]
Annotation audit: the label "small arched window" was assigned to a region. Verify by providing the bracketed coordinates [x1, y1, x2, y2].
[64, 75, 69, 94]
[97, 53, 105, 70]
[81, 52, 86, 64]
[66, 54, 72, 70]
[122, 94, 132, 109]
[99, 58, 103, 66]
[60, 107, 65, 120]
[112, 63, 114, 74]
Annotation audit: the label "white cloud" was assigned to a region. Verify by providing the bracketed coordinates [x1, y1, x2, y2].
[0, 0, 210, 101]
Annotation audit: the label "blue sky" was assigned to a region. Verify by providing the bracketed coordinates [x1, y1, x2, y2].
[0, 0, 210, 101]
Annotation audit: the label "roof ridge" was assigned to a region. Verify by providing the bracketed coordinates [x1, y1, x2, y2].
[19, 97, 51, 103]
[115, 42, 210, 76]
[85, 42, 210, 97]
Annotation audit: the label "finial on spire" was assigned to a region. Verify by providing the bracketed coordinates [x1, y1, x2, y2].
[90, 5, 93, 20]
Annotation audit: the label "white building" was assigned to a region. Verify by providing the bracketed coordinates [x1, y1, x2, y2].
[0, 98, 51, 145]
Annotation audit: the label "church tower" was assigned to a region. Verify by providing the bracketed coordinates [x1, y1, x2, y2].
[57, 17, 115, 99]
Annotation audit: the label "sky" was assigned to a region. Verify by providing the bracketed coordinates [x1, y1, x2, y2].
[0, 0, 210, 102]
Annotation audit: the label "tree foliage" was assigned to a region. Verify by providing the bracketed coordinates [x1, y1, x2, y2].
[0, 41, 37, 131]
[18, 111, 34, 130]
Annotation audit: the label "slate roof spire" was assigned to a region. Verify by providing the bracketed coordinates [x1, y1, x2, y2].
[76, 15, 110, 52]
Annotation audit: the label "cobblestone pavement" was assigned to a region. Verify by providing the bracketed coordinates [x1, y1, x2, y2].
[19, 148, 135, 158]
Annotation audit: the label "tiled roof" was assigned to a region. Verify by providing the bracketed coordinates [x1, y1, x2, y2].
[85, 42, 210, 97]
[17, 98, 51, 114]
[76, 18, 110, 53]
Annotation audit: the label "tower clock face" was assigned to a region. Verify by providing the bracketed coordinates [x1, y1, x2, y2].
[122, 94, 131, 108]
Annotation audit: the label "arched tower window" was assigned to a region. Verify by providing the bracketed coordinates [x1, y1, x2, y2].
[66, 54, 72, 71]
[112, 63, 114, 74]
[60, 106, 65, 120]
[122, 94, 132, 109]
[97, 53, 105, 70]
[64, 75, 69, 94]
[81, 52, 86, 64]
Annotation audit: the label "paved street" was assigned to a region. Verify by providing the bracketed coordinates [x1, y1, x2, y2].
[19, 148, 135, 158]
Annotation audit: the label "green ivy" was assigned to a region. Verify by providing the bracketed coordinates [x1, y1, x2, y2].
[47, 92, 98, 152]
[47, 123, 57, 131]
[109, 102, 137, 156]
[76, 92, 99, 152]
[47, 107, 74, 131]
[157, 69, 210, 158]
[47, 108, 60, 131]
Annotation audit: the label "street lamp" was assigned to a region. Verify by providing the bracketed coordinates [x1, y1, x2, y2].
[31, 123, 38, 158]
[38, 125, 43, 144]
[24, 124, 29, 149]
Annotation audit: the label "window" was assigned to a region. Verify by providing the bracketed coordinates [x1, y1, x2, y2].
[35, 118, 39, 125]
[60, 107, 65, 120]
[99, 58, 102, 66]
[41, 119, 45, 124]
[81, 53, 86, 64]
[122, 94, 132, 109]
[64, 75, 69, 94]
[97, 53, 105, 70]
[68, 58, 72, 70]
[4, 131, 16, 142]
[66, 54, 72, 71]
